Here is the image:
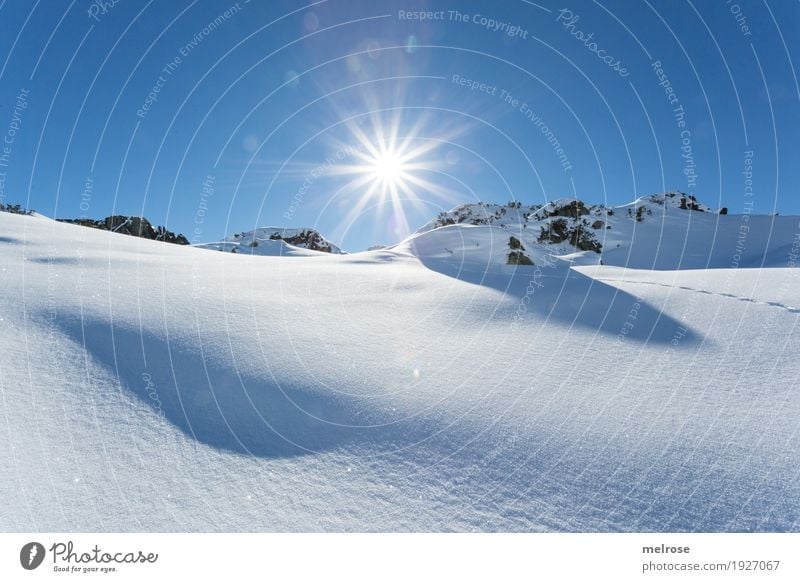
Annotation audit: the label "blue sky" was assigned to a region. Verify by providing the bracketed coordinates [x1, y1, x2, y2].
[1, 0, 798, 251]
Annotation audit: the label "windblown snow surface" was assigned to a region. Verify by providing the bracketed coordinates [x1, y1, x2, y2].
[1, 206, 799, 532]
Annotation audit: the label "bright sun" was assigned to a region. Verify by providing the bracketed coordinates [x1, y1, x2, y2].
[371, 152, 406, 185]
[324, 110, 464, 238]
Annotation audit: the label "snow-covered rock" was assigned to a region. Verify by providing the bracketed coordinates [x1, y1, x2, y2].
[403, 192, 799, 270]
[196, 226, 343, 255]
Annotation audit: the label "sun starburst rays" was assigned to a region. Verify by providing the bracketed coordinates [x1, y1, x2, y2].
[324, 110, 466, 241]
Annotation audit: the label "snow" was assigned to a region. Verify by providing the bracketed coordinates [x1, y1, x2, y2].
[1, 207, 798, 532]
[194, 237, 322, 257]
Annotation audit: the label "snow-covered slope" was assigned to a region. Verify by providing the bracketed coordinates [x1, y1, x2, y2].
[412, 193, 799, 270]
[196, 226, 343, 255]
[1, 210, 799, 532]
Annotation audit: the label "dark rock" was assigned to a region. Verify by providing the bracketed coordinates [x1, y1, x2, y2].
[542, 199, 590, 219]
[507, 250, 534, 265]
[269, 229, 334, 253]
[57, 215, 190, 245]
[538, 218, 569, 244]
[539, 218, 602, 253]
[0, 203, 33, 215]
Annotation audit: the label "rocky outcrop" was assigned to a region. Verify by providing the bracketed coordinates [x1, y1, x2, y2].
[507, 236, 534, 265]
[266, 229, 335, 253]
[536, 199, 590, 219]
[538, 218, 602, 253]
[507, 251, 534, 265]
[0, 202, 33, 215]
[57, 215, 190, 245]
